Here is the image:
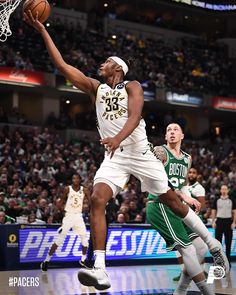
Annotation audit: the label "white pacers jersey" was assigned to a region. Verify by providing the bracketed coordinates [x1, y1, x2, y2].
[96, 81, 147, 146]
[64, 185, 85, 214]
[188, 182, 205, 199]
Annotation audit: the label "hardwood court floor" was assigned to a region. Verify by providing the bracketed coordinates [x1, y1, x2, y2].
[0, 263, 235, 295]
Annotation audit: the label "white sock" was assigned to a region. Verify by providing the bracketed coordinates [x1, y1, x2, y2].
[196, 279, 215, 295]
[81, 254, 86, 262]
[173, 272, 191, 295]
[183, 208, 216, 250]
[94, 250, 106, 269]
[202, 263, 207, 272]
[45, 253, 52, 262]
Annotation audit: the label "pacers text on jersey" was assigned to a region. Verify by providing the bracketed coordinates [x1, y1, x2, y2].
[100, 89, 127, 121]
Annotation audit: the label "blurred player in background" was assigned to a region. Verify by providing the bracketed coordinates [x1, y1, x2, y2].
[147, 124, 211, 295]
[40, 173, 90, 271]
[24, 12, 228, 290]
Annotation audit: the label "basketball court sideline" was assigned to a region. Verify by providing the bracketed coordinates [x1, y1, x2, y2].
[0, 263, 235, 295]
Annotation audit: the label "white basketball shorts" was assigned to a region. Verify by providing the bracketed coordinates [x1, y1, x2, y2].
[60, 212, 87, 236]
[94, 139, 169, 197]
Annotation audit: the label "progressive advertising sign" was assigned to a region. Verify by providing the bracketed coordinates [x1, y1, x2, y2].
[19, 225, 236, 263]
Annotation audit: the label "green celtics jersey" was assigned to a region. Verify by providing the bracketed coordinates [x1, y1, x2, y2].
[163, 145, 191, 190]
[148, 145, 191, 201]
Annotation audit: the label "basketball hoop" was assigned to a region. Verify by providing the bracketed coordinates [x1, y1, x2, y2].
[0, 0, 22, 42]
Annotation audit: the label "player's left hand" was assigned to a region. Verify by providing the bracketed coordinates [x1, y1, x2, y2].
[231, 222, 236, 230]
[181, 194, 201, 213]
[100, 136, 121, 158]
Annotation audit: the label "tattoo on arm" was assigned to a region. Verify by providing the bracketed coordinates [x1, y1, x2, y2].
[153, 146, 167, 164]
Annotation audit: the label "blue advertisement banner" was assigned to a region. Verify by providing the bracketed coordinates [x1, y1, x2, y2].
[19, 226, 236, 263]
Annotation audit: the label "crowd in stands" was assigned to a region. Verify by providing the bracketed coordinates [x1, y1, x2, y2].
[0, 12, 232, 95]
[0, 125, 235, 226]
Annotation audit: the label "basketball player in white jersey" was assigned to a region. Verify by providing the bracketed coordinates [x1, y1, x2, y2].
[25, 12, 229, 290]
[40, 173, 90, 271]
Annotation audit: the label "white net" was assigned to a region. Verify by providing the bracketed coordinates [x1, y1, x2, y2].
[0, 0, 22, 42]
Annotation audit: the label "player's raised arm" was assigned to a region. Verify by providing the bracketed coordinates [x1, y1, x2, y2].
[23, 11, 99, 99]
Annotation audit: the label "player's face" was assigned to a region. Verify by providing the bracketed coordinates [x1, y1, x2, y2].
[165, 123, 184, 144]
[72, 175, 80, 186]
[188, 168, 197, 182]
[98, 58, 118, 78]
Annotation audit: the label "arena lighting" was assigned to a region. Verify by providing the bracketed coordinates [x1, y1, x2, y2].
[215, 127, 220, 136]
[65, 100, 70, 104]
[112, 35, 117, 39]
[104, 3, 108, 7]
[46, 22, 50, 27]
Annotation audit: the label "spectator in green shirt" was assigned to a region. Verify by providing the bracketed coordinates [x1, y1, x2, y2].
[0, 211, 15, 224]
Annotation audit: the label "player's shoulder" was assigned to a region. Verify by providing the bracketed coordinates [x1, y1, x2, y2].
[96, 82, 106, 91]
[181, 149, 191, 159]
[63, 186, 70, 195]
[81, 185, 87, 190]
[125, 80, 142, 90]
[194, 182, 205, 195]
[155, 145, 167, 153]
[196, 181, 204, 189]
[89, 78, 101, 97]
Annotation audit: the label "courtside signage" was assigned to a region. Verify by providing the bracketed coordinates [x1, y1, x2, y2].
[172, 0, 236, 10]
[212, 96, 236, 111]
[166, 91, 202, 106]
[0, 67, 45, 85]
[19, 227, 236, 263]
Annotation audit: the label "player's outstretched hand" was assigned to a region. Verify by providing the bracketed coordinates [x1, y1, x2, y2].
[181, 194, 201, 213]
[23, 10, 45, 32]
[100, 136, 121, 159]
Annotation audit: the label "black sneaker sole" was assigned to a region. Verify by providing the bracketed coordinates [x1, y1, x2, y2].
[78, 271, 111, 290]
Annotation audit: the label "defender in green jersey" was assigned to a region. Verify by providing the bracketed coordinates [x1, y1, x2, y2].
[147, 123, 212, 295]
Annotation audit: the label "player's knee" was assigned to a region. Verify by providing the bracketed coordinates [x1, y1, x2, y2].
[192, 237, 208, 262]
[177, 244, 202, 278]
[91, 191, 107, 210]
[55, 233, 66, 246]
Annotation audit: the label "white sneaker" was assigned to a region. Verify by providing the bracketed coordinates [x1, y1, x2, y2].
[78, 267, 111, 290]
[210, 240, 230, 275]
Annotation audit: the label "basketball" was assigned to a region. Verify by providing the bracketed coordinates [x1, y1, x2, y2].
[22, 0, 51, 23]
